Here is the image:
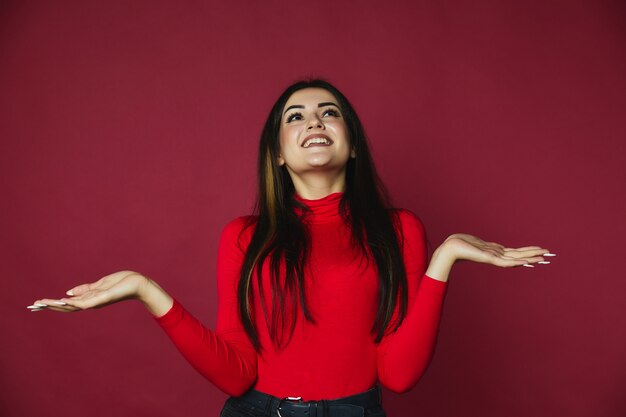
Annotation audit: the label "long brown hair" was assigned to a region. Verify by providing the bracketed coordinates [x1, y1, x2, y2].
[238, 79, 409, 351]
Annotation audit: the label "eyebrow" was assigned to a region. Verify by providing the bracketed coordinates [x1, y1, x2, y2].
[283, 102, 340, 115]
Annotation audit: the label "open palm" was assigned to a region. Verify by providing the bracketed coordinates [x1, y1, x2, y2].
[29, 271, 147, 312]
[444, 233, 550, 267]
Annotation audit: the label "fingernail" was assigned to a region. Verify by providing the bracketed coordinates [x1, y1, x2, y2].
[544, 253, 557, 257]
[66, 290, 74, 296]
[522, 264, 535, 268]
[52, 301, 67, 305]
[35, 303, 48, 307]
[538, 261, 551, 264]
[30, 308, 44, 312]
[27, 305, 47, 309]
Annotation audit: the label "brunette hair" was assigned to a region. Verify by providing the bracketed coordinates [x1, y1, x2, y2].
[238, 79, 408, 351]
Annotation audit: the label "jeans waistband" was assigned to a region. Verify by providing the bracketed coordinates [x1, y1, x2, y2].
[236, 386, 382, 417]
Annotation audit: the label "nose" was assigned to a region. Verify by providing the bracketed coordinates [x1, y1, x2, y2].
[307, 115, 324, 130]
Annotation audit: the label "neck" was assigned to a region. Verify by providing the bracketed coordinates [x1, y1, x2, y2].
[288, 168, 347, 200]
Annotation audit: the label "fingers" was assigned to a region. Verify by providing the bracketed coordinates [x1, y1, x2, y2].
[503, 245, 543, 251]
[491, 257, 529, 268]
[492, 257, 541, 268]
[28, 271, 140, 313]
[488, 240, 555, 267]
[28, 292, 102, 312]
[503, 248, 552, 258]
[65, 284, 88, 297]
[27, 301, 51, 312]
[28, 282, 91, 311]
[496, 242, 557, 268]
[496, 251, 556, 268]
[27, 298, 81, 313]
[521, 255, 548, 267]
[66, 276, 107, 296]
[68, 291, 112, 309]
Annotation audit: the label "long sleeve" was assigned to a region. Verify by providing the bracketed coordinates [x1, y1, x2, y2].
[153, 217, 257, 396]
[152, 198, 446, 399]
[376, 209, 448, 393]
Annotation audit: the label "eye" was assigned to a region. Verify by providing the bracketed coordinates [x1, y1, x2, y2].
[322, 108, 340, 117]
[286, 112, 303, 123]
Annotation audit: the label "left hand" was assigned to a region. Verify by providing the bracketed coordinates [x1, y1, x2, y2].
[443, 233, 551, 267]
[425, 234, 553, 282]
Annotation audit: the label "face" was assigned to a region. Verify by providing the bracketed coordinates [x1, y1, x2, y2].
[277, 88, 354, 176]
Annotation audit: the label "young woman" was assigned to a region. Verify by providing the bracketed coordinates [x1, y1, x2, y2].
[29, 79, 553, 417]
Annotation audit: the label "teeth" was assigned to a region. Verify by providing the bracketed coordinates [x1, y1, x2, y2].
[303, 137, 331, 147]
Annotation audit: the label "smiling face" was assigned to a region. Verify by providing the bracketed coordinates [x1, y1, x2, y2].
[277, 88, 355, 179]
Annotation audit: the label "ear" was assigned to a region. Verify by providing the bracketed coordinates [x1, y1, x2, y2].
[350, 148, 356, 159]
[277, 154, 285, 166]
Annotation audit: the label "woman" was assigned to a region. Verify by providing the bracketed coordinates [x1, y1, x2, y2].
[29, 79, 553, 417]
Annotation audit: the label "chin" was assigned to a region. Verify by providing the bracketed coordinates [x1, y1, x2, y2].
[304, 157, 333, 167]
[307, 155, 349, 167]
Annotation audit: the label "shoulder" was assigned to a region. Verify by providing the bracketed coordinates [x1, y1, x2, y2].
[221, 215, 257, 235]
[389, 208, 427, 254]
[219, 215, 258, 253]
[390, 208, 426, 238]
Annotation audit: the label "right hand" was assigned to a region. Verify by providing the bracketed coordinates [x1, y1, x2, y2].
[29, 270, 149, 312]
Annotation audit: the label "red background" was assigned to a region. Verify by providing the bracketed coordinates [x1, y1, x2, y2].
[1, 1, 624, 416]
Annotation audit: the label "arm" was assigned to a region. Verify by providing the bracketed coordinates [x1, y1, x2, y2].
[30, 218, 258, 397]
[376, 210, 448, 393]
[376, 211, 552, 393]
[151, 217, 257, 396]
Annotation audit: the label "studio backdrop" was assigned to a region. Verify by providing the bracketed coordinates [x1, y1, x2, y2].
[1, 1, 624, 416]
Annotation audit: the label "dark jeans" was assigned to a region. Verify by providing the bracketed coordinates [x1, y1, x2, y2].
[220, 386, 386, 417]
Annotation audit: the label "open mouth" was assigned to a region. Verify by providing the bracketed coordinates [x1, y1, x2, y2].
[302, 136, 333, 148]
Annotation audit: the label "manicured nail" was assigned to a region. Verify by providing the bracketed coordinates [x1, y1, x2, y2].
[538, 261, 551, 264]
[66, 290, 74, 296]
[543, 253, 557, 257]
[30, 308, 44, 312]
[35, 303, 47, 307]
[522, 264, 534, 268]
[52, 301, 67, 305]
[27, 305, 46, 309]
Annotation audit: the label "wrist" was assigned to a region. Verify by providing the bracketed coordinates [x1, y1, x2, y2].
[137, 277, 174, 317]
[135, 274, 154, 303]
[433, 239, 459, 264]
[425, 241, 457, 283]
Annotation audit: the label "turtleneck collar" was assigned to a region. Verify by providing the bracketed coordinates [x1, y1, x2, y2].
[294, 192, 344, 223]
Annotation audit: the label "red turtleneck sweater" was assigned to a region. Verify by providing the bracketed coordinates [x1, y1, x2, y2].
[154, 193, 448, 399]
